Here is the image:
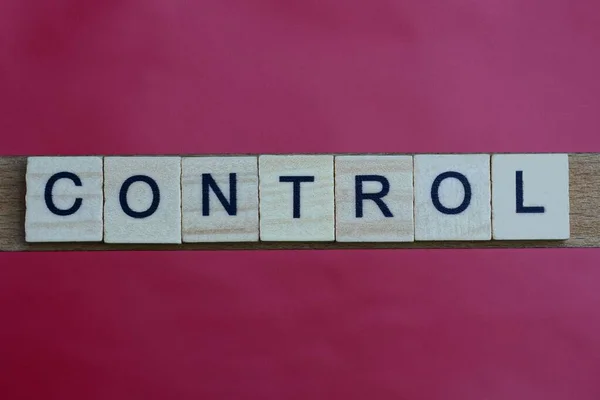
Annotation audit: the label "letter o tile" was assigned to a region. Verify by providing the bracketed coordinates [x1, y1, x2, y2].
[104, 157, 182, 244]
[414, 154, 491, 241]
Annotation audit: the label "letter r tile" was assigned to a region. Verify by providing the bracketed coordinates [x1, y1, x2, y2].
[104, 157, 181, 244]
[335, 155, 414, 242]
[259, 155, 334, 241]
[25, 156, 103, 242]
[492, 154, 569, 240]
[181, 156, 259, 242]
[414, 154, 491, 241]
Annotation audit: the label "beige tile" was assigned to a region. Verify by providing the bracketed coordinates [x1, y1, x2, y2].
[182, 156, 259, 242]
[104, 157, 181, 243]
[492, 153, 569, 240]
[25, 156, 104, 242]
[259, 155, 334, 241]
[414, 154, 491, 241]
[335, 155, 414, 242]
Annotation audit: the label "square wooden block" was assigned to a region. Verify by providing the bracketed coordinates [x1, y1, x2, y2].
[335, 155, 414, 242]
[414, 154, 491, 241]
[104, 157, 182, 243]
[25, 156, 104, 242]
[492, 153, 569, 240]
[182, 156, 259, 242]
[259, 155, 334, 241]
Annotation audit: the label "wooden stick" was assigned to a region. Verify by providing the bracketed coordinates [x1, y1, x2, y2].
[1, 154, 597, 251]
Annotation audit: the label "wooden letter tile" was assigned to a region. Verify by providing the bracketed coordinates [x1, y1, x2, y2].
[335, 155, 414, 242]
[104, 157, 181, 243]
[492, 153, 569, 240]
[182, 156, 259, 242]
[414, 154, 491, 241]
[25, 156, 103, 242]
[259, 155, 334, 241]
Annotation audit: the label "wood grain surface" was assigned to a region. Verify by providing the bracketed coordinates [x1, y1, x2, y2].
[1, 154, 597, 251]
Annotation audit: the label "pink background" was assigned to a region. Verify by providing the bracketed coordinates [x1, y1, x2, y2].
[1, 0, 600, 398]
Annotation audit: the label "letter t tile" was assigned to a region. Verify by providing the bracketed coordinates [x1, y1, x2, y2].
[259, 155, 334, 241]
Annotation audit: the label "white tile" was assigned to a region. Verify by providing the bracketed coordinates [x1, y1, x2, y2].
[492, 154, 569, 240]
[182, 156, 258, 242]
[25, 156, 104, 242]
[104, 157, 181, 243]
[259, 155, 334, 241]
[414, 154, 491, 241]
[335, 155, 414, 242]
